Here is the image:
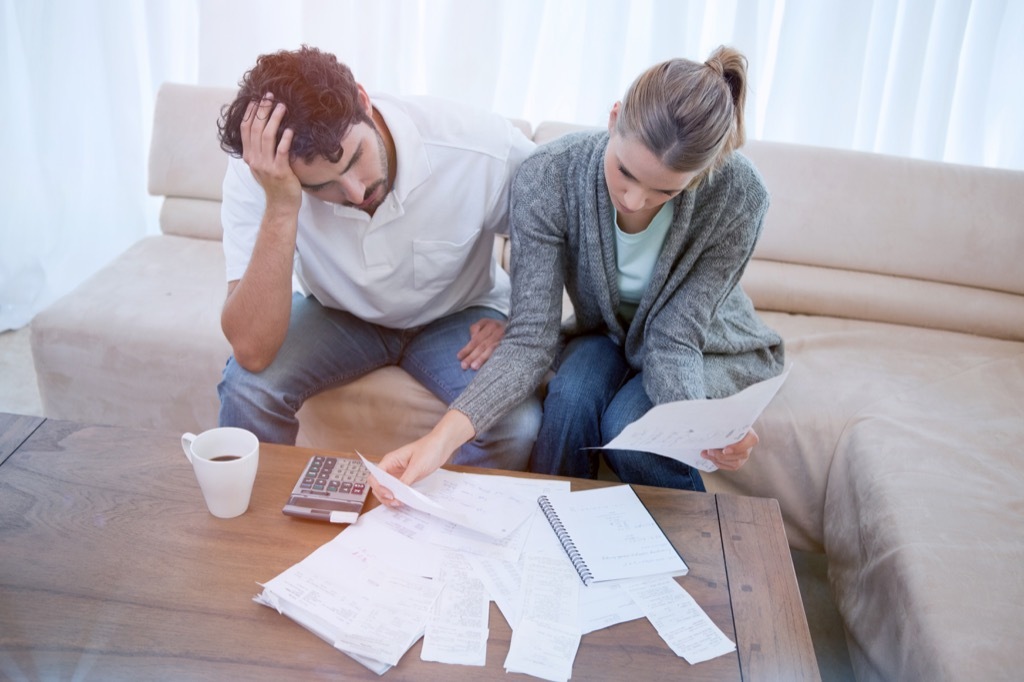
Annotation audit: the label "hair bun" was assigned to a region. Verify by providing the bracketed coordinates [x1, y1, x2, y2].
[704, 57, 725, 77]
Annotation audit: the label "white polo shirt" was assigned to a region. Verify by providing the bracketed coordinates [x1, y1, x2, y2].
[221, 93, 535, 328]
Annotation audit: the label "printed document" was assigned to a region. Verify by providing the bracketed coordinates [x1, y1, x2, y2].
[360, 455, 534, 538]
[624, 576, 736, 664]
[600, 367, 790, 471]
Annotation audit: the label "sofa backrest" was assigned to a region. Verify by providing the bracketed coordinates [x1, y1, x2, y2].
[741, 140, 1024, 342]
[149, 83, 232, 240]
[150, 83, 1024, 342]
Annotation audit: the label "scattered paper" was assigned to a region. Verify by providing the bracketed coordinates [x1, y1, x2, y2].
[421, 551, 490, 666]
[504, 553, 581, 681]
[256, 469, 740, 679]
[578, 582, 644, 634]
[360, 455, 534, 538]
[330, 566, 442, 666]
[623, 576, 736, 664]
[504, 619, 580, 682]
[600, 367, 790, 472]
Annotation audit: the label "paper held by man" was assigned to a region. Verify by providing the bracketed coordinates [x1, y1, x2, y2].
[599, 367, 791, 472]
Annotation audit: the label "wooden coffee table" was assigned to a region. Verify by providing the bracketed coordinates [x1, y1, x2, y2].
[0, 414, 819, 680]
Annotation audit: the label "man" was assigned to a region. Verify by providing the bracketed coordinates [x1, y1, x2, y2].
[215, 46, 539, 470]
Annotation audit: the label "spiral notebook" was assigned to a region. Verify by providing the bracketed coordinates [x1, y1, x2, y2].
[537, 484, 688, 586]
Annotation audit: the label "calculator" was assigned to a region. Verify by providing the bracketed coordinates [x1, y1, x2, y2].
[282, 455, 371, 524]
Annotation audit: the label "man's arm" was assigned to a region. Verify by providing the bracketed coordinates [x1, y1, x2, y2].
[221, 94, 303, 372]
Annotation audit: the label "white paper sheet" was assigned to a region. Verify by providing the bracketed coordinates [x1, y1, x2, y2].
[578, 582, 644, 634]
[421, 551, 490, 666]
[358, 471, 557, 563]
[360, 455, 534, 538]
[255, 532, 443, 672]
[623, 576, 736, 664]
[504, 618, 581, 682]
[466, 553, 522, 628]
[600, 367, 790, 471]
[504, 553, 582, 682]
[330, 566, 443, 666]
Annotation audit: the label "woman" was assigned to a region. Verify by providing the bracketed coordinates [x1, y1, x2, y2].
[373, 46, 784, 501]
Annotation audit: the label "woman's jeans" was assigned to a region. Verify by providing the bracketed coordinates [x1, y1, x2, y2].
[219, 294, 541, 470]
[529, 334, 706, 491]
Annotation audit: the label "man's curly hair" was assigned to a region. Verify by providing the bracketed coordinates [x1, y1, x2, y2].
[217, 45, 371, 163]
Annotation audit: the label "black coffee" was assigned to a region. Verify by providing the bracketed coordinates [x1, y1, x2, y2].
[210, 455, 242, 462]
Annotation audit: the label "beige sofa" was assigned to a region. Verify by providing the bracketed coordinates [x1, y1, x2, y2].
[31, 83, 1024, 681]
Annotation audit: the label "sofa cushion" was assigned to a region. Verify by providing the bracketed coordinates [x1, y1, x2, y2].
[822, 353, 1024, 681]
[31, 234, 230, 430]
[703, 311, 1024, 552]
[296, 368, 446, 455]
[28, 232, 449, 450]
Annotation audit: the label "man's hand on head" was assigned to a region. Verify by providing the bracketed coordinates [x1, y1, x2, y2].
[457, 318, 506, 370]
[240, 92, 302, 212]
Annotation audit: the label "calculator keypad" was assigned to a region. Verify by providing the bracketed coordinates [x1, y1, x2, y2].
[299, 456, 368, 498]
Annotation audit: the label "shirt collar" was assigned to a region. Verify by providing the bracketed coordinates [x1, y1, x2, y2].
[372, 94, 431, 203]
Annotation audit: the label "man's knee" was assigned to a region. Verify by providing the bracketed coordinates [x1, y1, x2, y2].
[218, 354, 297, 419]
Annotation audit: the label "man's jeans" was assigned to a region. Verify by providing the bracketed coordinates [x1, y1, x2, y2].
[529, 334, 706, 491]
[219, 294, 541, 470]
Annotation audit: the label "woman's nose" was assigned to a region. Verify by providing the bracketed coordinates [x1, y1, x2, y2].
[622, 188, 645, 212]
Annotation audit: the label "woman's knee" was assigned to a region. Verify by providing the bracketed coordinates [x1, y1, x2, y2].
[599, 375, 652, 443]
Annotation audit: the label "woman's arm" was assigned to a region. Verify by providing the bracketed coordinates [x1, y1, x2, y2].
[371, 145, 575, 496]
[641, 158, 769, 404]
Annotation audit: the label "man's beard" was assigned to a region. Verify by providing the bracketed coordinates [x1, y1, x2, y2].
[349, 127, 391, 214]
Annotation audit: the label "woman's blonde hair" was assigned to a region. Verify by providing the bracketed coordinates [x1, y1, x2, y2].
[616, 46, 748, 181]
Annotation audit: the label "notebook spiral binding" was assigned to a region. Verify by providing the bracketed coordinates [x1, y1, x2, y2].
[537, 495, 595, 586]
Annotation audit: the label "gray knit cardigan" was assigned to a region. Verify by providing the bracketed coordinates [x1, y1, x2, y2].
[452, 131, 785, 433]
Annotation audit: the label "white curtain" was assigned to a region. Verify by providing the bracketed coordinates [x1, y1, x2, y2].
[2, 0, 1021, 332]
[1, 0, 197, 331]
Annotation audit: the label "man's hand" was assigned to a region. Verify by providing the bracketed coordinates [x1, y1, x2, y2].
[221, 93, 304, 371]
[457, 318, 506, 370]
[701, 428, 759, 471]
[241, 93, 302, 212]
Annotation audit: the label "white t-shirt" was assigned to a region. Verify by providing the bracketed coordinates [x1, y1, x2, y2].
[614, 202, 673, 321]
[221, 93, 535, 328]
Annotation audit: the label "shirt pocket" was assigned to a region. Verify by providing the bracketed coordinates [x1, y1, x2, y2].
[412, 232, 480, 292]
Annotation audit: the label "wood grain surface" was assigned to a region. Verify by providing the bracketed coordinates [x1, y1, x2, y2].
[0, 412, 43, 467]
[0, 416, 817, 680]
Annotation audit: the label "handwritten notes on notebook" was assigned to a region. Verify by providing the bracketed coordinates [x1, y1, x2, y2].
[601, 367, 790, 471]
[537, 484, 687, 585]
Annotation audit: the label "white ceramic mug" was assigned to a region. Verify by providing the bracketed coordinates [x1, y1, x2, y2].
[180, 427, 260, 518]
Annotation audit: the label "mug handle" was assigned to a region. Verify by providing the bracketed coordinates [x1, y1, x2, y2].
[181, 432, 197, 463]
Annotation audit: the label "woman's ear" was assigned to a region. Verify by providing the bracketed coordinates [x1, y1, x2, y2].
[607, 101, 621, 134]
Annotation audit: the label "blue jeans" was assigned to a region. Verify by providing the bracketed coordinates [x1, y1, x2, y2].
[219, 294, 541, 470]
[529, 334, 706, 491]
